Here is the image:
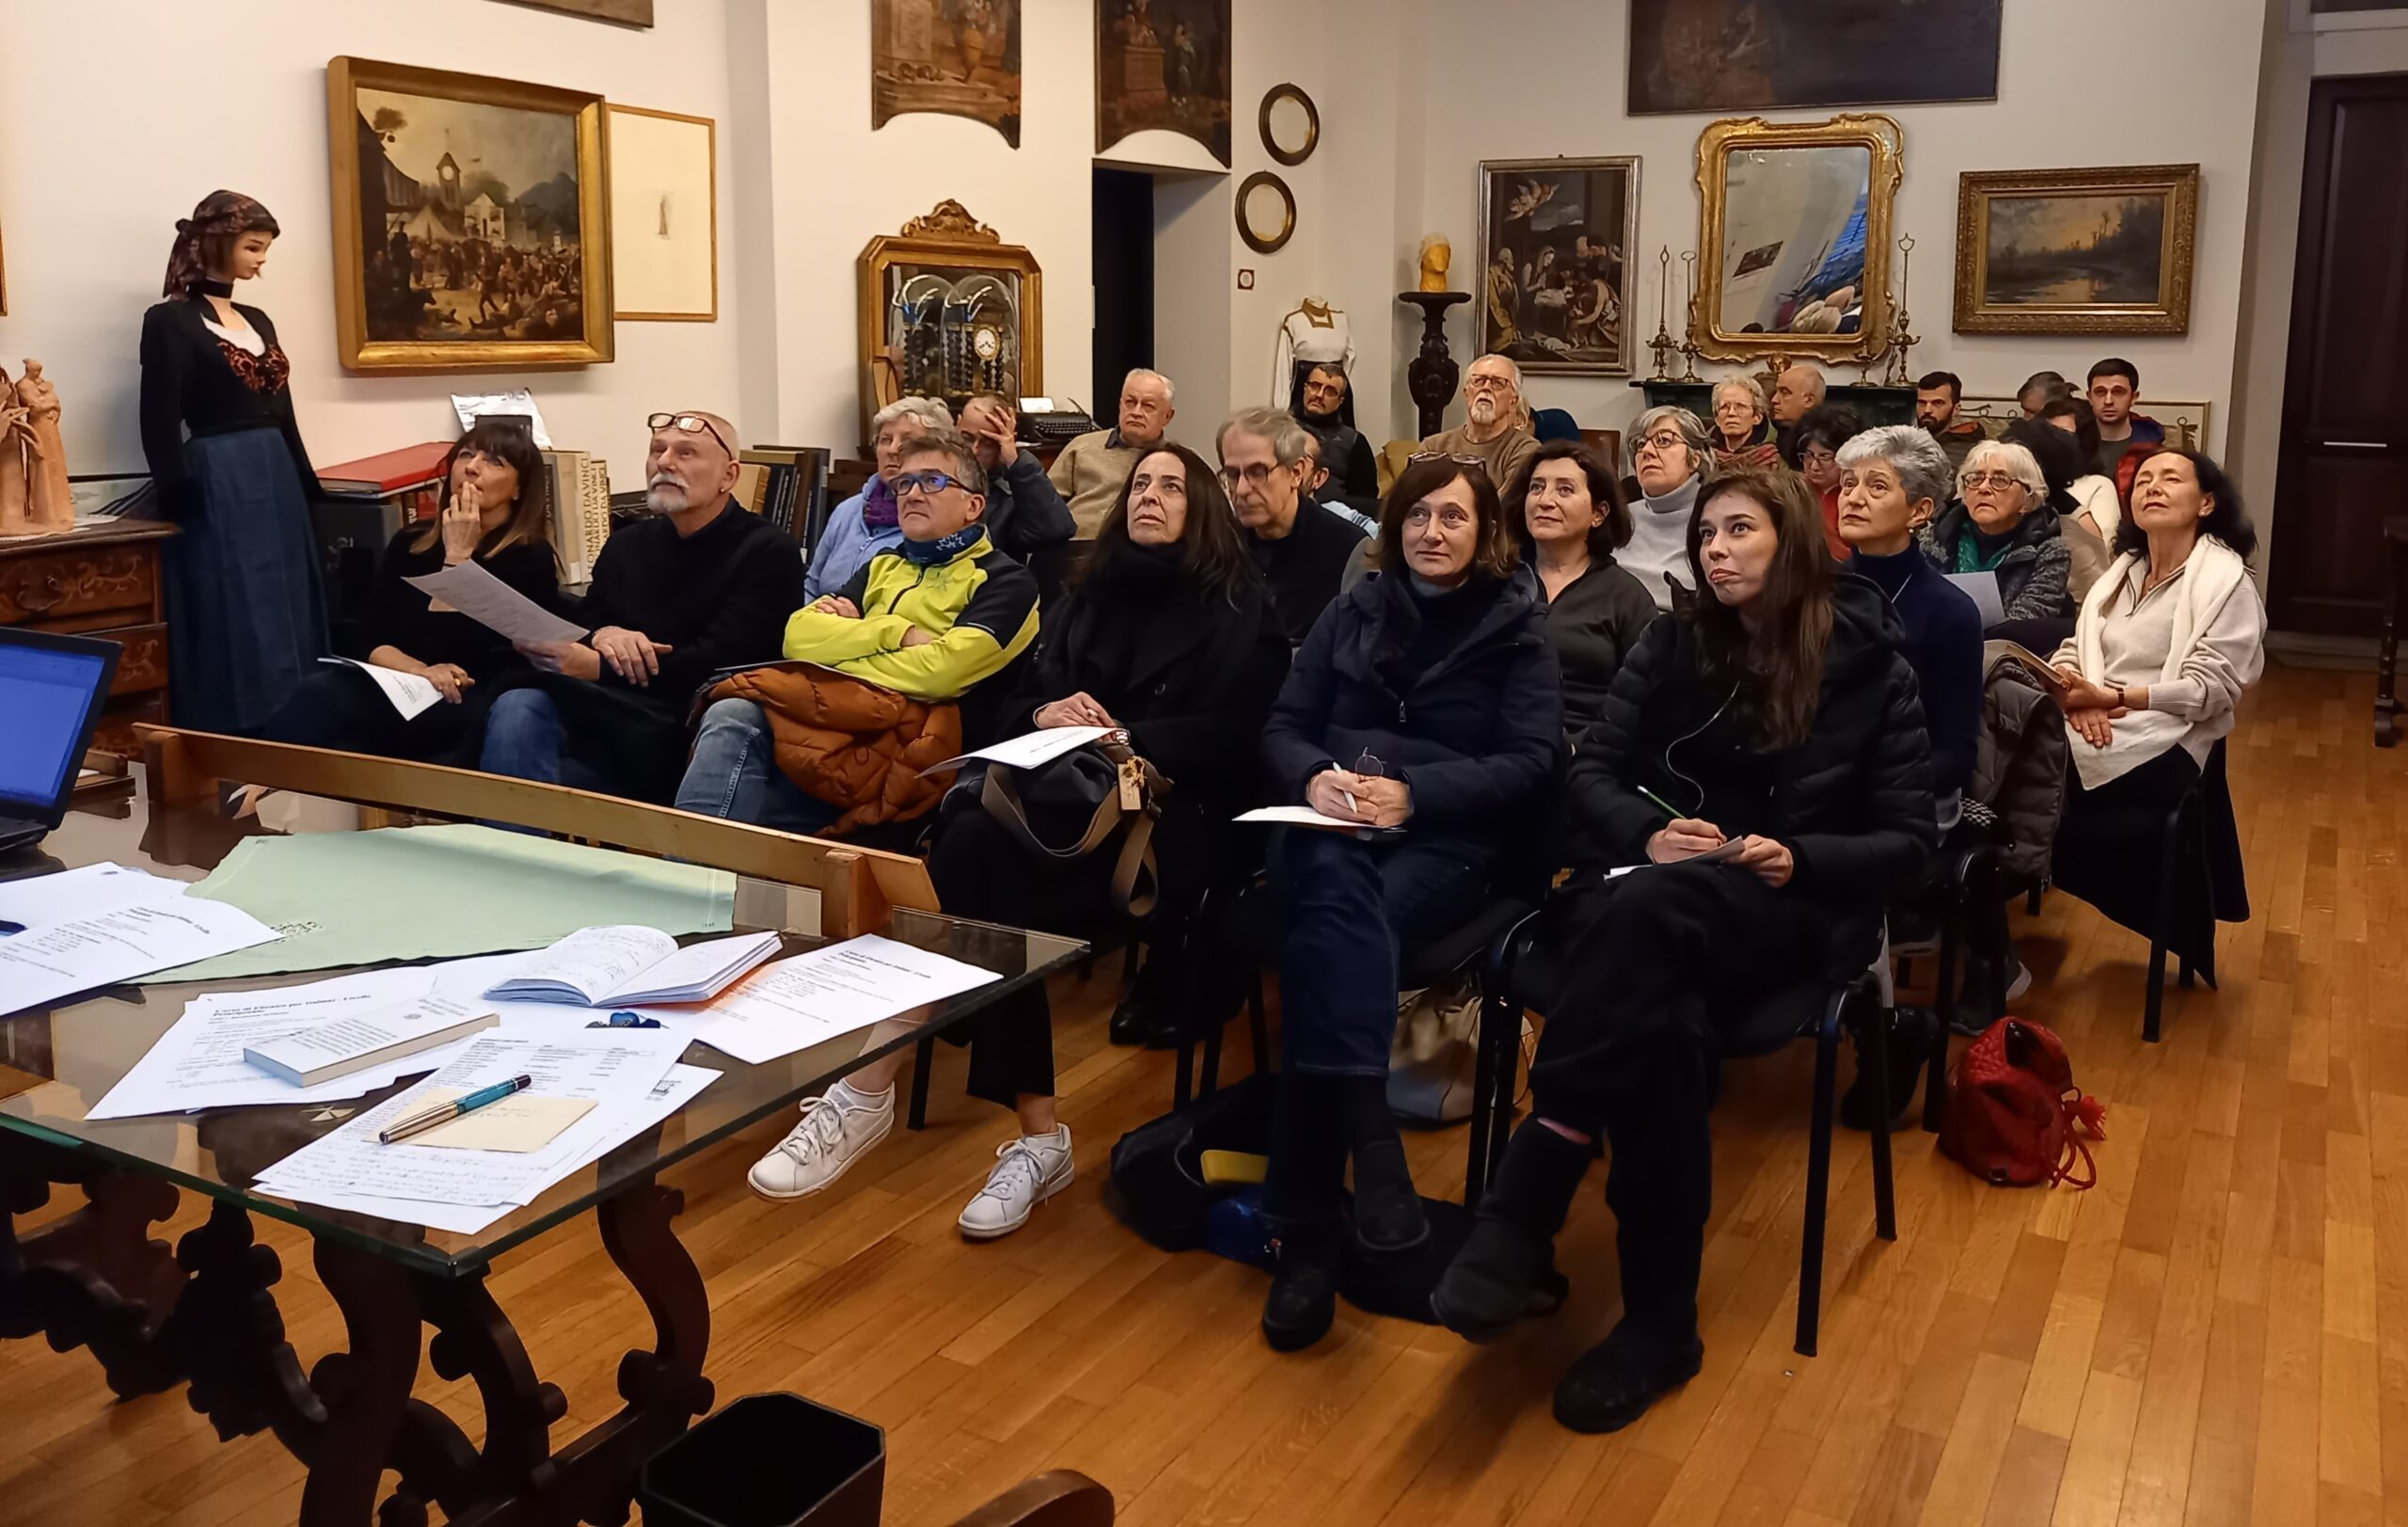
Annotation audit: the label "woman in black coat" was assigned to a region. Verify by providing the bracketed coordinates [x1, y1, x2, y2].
[261, 419, 556, 764]
[1253, 455, 1562, 1353]
[1432, 467, 1936, 1435]
[1506, 439, 1660, 738]
[895, 444, 1289, 1239]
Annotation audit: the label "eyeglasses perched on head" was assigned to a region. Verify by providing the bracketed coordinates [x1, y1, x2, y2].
[892, 469, 967, 498]
[646, 411, 735, 457]
[1406, 452, 1488, 469]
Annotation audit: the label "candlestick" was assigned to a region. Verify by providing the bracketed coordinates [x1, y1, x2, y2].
[1646, 245, 1677, 380]
[1677, 250, 1702, 381]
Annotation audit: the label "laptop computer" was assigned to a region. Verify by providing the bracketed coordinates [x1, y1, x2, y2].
[0, 628, 121, 855]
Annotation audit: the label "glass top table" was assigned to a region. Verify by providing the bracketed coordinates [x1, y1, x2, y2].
[0, 786, 1088, 1277]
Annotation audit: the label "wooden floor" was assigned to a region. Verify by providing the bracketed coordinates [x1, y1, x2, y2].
[3, 660, 2401, 1527]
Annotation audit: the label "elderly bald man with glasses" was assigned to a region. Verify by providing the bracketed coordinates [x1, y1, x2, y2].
[480, 408, 805, 802]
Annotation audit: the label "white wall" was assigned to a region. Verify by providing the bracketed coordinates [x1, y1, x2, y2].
[0, 0, 742, 490]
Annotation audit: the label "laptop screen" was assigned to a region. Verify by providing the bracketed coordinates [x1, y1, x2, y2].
[0, 642, 113, 815]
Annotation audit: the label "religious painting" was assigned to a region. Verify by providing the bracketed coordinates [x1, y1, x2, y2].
[1096, 0, 1231, 167]
[1628, 0, 2000, 116]
[327, 57, 613, 371]
[873, 0, 1023, 148]
[1476, 157, 1641, 377]
[1953, 166, 2200, 336]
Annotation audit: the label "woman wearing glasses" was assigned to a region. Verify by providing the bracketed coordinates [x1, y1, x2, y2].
[1707, 374, 1782, 473]
[1252, 455, 1561, 1353]
[1781, 404, 1861, 560]
[262, 421, 556, 762]
[1621, 406, 1710, 612]
[1433, 467, 1934, 1434]
[1915, 438, 2073, 629]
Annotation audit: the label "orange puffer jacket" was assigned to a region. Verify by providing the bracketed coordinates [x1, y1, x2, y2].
[705, 663, 962, 832]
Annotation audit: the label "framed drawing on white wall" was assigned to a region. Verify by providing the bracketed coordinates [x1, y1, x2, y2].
[608, 104, 718, 322]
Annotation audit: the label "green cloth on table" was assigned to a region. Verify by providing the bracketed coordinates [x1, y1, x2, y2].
[139, 823, 736, 983]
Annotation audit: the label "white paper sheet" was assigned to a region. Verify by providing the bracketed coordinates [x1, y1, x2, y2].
[258, 1063, 720, 1235]
[594, 930, 782, 1006]
[451, 390, 555, 450]
[0, 899, 282, 1018]
[402, 561, 587, 645]
[87, 966, 450, 1119]
[1944, 570, 2007, 628]
[1233, 805, 1402, 835]
[0, 863, 189, 932]
[917, 724, 1117, 777]
[254, 1029, 687, 1211]
[673, 933, 1004, 1066]
[318, 657, 443, 720]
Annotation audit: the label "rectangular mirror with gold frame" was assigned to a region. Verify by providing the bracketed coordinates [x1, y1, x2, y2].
[858, 200, 1042, 441]
[1691, 113, 1903, 364]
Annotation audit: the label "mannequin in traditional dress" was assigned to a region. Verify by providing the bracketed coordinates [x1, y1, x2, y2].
[1271, 296, 1354, 406]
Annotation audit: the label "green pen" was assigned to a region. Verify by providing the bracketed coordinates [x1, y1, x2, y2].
[1638, 784, 1683, 819]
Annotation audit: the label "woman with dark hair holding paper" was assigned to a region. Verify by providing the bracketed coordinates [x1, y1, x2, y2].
[740, 444, 1289, 1241]
[1432, 467, 1934, 1434]
[261, 421, 557, 763]
[1253, 455, 1560, 1353]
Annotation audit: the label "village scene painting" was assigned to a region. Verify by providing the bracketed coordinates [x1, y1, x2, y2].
[872, 0, 1023, 148]
[353, 85, 590, 345]
[1096, 0, 1231, 167]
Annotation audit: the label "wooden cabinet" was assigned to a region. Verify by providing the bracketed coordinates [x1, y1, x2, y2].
[0, 520, 178, 756]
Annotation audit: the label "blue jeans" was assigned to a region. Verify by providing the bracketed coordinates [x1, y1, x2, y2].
[478, 689, 610, 792]
[673, 698, 845, 834]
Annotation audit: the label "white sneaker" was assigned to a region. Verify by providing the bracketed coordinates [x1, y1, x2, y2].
[2004, 955, 2034, 1005]
[957, 1127, 1074, 1240]
[747, 1080, 895, 1200]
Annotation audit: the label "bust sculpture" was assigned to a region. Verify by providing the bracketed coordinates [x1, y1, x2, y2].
[1417, 234, 1451, 294]
[16, 360, 72, 531]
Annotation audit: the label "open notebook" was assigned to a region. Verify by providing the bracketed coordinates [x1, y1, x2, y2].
[483, 927, 782, 1008]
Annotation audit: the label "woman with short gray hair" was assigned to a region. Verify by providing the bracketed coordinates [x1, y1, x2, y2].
[805, 395, 957, 599]
[1623, 406, 1712, 611]
[1914, 438, 2071, 628]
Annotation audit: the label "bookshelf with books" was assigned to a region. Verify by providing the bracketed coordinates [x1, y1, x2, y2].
[540, 450, 614, 586]
[736, 447, 827, 547]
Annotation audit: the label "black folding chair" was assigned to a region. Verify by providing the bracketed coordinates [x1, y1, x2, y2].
[2140, 740, 2229, 1043]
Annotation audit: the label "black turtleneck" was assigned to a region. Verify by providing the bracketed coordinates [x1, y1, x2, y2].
[1377, 574, 1494, 697]
[1247, 503, 1368, 644]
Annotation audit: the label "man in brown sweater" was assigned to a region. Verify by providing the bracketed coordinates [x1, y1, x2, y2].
[1418, 353, 1539, 493]
[1047, 367, 1176, 537]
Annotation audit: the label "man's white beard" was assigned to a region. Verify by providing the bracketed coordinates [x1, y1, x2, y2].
[646, 475, 690, 515]
[1468, 397, 1498, 426]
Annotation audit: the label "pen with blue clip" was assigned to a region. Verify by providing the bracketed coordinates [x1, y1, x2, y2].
[379, 1074, 534, 1145]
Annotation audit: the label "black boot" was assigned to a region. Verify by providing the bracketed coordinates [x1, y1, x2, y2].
[1432, 1121, 1592, 1343]
[1337, 1075, 1427, 1252]
[1552, 1322, 1704, 1433]
[1108, 946, 1166, 1045]
[1840, 1006, 1931, 1132]
[1259, 1074, 1347, 1352]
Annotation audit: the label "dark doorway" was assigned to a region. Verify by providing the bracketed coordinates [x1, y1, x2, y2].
[1092, 167, 1154, 413]
[2270, 72, 2408, 635]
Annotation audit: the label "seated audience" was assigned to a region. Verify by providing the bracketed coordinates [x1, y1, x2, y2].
[1431, 466, 1935, 1433]
[1300, 432, 1377, 535]
[1707, 374, 1782, 471]
[2047, 450, 2264, 968]
[1833, 426, 1982, 820]
[674, 431, 1038, 832]
[1418, 353, 1540, 491]
[804, 395, 953, 600]
[483, 410, 802, 803]
[1509, 441, 1657, 737]
[2087, 358, 2164, 494]
[1769, 361, 1826, 441]
[958, 394, 1077, 559]
[1782, 404, 1861, 559]
[1050, 368, 1175, 537]
[1255, 455, 1560, 1352]
[1292, 360, 1380, 512]
[1914, 370, 1985, 469]
[1219, 407, 1368, 645]
[1918, 439, 2072, 627]
[743, 443, 1287, 1232]
[2038, 396, 2123, 542]
[1623, 406, 1709, 612]
[2001, 416, 2109, 614]
[263, 421, 556, 764]
[2017, 371, 2072, 418]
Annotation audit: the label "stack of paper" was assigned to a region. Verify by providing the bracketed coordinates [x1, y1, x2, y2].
[241, 994, 499, 1086]
[253, 1029, 709, 1235]
[485, 927, 782, 1007]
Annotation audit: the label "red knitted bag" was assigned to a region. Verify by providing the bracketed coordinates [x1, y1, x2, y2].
[1941, 1019, 2107, 1188]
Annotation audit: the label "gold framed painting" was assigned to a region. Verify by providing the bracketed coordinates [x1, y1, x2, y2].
[327, 56, 613, 371]
[607, 103, 717, 322]
[1692, 112, 1904, 364]
[857, 199, 1042, 441]
[1952, 165, 2199, 335]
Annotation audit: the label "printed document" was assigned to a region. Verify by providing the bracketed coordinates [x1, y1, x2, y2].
[918, 724, 1117, 776]
[676, 933, 1003, 1065]
[0, 899, 281, 1018]
[403, 561, 586, 645]
[318, 658, 443, 720]
[0, 863, 189, 932]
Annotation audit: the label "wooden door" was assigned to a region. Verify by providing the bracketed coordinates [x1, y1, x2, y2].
[2271, 72, 2408, 635]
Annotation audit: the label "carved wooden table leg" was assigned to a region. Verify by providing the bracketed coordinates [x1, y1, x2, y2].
[296, 1239, 424, 1527]
[384, 1266, 569, 1522]
[0, 1131, 186, 1397]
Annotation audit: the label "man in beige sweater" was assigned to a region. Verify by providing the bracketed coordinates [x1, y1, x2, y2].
[1418, 353, 1539, 493]
[1048, 368, 1176, 537]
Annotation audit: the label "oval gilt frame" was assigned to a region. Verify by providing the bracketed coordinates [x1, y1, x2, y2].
[1259, 83, 1320, 167]
[1236, 171, 1296, 255]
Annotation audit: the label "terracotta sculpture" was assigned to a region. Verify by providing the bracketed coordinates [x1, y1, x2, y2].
[16, 360, 72, 531]
[0, 362, 30, 536]
[1418, 234, 1452, 294]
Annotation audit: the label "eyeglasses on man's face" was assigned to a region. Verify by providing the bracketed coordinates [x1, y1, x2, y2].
[893, 469, 966, 498]
[1219, 461, 1288, 488]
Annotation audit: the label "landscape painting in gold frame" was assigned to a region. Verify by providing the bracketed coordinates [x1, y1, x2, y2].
[1953, 165, 2198, 336]
[327, 56, 613, 372]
